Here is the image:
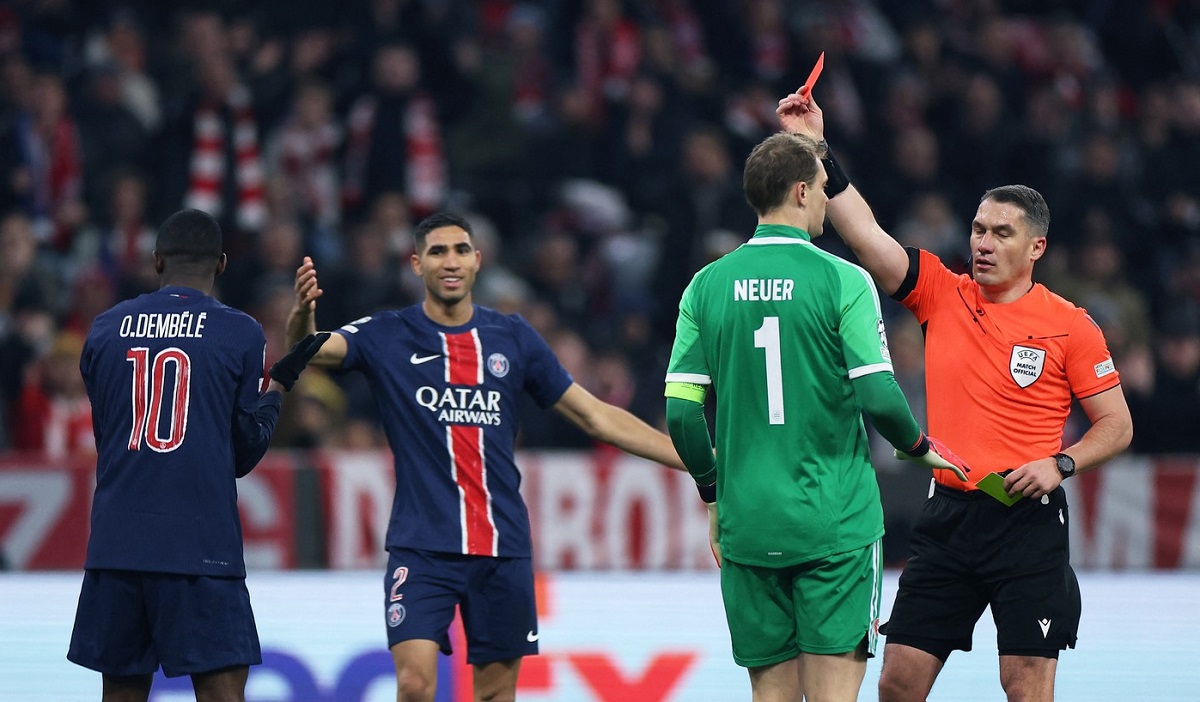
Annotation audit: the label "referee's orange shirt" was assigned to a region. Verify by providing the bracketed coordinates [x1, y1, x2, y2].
[896, 248, 1122, 490]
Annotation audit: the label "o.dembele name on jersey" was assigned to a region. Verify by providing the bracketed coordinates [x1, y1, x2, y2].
[415, 386, 503, 425]
[118, 312, 208, 338]
[733, 278, 794, 301]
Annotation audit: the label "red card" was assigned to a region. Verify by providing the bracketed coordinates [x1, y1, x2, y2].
[800, 51, 825, 97]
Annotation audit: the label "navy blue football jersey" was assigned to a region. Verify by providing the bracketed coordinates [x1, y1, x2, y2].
[337, 305, 572, 557]
[81, 285, 281, 576]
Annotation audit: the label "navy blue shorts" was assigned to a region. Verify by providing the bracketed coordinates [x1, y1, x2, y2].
[68, 569, 261, 677]
[384, 548, 538, 665]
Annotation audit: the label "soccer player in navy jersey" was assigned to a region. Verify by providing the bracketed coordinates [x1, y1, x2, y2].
[68, 209, 327, 702]
[286, 211, 686, 702]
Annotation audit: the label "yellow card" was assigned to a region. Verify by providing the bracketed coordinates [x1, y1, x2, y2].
[976, 472, 1023, 506]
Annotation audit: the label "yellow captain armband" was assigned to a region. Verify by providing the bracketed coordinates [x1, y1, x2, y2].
[665, 381, 708, 403]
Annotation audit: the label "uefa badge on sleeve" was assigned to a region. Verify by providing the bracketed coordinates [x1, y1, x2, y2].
[1009, 345, 1046, 388]
[387, 603, 406, 628]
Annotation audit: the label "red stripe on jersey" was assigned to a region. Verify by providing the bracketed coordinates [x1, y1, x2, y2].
[443, 330, 482, 385]
[442, 329, 493, 554]
[449, 424, 495, 555]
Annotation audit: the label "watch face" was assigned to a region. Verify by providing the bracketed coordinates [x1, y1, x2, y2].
[1056, 454, 1075, 477]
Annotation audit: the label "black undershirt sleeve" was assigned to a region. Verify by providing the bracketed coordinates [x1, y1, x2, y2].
[890, 246, 922, 302]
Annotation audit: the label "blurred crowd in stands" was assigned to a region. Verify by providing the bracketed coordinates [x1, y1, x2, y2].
[0, 0, 1198, 458]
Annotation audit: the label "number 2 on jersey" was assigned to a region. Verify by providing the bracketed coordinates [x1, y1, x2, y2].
[126, 347, 192, 452]
[753, 317, 785, 425]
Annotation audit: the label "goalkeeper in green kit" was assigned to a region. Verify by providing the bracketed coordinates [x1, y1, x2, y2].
[664, 131, 970, 702]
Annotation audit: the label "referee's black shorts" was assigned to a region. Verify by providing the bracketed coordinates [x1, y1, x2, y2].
[880, 481, 1080, 661]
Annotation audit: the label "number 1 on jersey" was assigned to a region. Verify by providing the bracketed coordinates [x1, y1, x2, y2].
[126, 347, 192, 452]
[753, 317, 785, 424]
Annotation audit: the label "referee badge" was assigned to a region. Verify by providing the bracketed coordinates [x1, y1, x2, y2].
[1009, 345, 1046, 388]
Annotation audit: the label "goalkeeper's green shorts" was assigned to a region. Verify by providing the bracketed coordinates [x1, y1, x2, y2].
[720, 539, 882, 668]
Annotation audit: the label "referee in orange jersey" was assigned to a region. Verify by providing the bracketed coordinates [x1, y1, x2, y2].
[776, 93, 1133, 702]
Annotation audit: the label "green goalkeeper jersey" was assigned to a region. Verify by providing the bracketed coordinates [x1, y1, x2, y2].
[666, 224, 891, 567]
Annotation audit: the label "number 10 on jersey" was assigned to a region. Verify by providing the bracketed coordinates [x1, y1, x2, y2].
[754, 317, 785, 425]
[126, 347, 192, 452]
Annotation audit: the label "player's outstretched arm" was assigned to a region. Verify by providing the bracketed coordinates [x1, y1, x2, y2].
[233, 392, 281, 478]
[776, 92, 909, 296]
[233, 334, 333, 477]
[851, 371, 970, 481]
[552, 383, 686, 471]
[269, 332, 332, 391]
[287, 256, 348, 368]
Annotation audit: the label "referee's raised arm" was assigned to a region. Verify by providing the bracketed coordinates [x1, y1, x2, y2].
[776, 92, 909, 296]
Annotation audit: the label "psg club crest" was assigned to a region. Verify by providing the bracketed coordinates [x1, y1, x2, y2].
[487, 353, 510, 378]
[1009, 345, 1046, 388]
[387, 603, 406, 627]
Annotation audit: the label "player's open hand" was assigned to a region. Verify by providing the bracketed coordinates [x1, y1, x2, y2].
[269, 332, 331, 391]
[1003, 457, 1061, 500]
[776, 92, 825, 142]
[895, 435, 971, 482]
[293, 256, 324, 315]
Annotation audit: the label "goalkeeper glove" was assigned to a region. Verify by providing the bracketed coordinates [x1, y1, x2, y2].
[895, 434, 971, 482]
[269, 332, 331, 391]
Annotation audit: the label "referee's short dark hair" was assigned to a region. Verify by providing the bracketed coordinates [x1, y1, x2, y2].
[155, 209, 223, 264]
[982, 185, 1051, 238]
[743, 132, 821, 217]
[414, 211, 474, 251]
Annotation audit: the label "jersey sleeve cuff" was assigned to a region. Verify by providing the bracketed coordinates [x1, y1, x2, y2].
[847, 362, 894, 379]
[900, 433, 930, 457]
[1074, 378, 1123, 401]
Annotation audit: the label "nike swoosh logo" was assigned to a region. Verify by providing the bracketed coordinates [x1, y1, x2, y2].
[410, 353, 442, 365]
[526, 631, 539, 642]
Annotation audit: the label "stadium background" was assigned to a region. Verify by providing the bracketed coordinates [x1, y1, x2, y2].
[1, 0, 1199, 699]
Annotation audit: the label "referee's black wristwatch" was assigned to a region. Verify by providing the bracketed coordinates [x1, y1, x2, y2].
[1053, 452, 1076, 480]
